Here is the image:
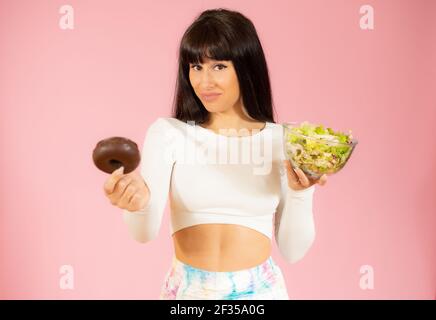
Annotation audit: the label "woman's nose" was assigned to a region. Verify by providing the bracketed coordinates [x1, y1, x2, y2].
[199, 69, 216, 84]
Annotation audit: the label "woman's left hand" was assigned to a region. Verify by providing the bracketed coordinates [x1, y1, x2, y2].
[283, 160, 328, 191]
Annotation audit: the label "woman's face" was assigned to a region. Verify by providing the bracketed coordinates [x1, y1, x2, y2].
[189, 57, 241, 114]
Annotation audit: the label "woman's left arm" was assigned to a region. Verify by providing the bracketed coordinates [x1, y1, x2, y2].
[274, 160, 327, 264]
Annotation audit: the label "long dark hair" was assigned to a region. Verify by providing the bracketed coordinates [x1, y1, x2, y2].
[172, 8, 276, 125]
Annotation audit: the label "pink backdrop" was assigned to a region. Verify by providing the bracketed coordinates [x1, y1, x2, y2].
[1, 0, 435, 299]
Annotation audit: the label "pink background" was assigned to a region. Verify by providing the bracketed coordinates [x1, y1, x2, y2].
[1, 0, 435, 299]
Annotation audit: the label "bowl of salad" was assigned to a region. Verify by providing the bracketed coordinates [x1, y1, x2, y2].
[283, 121, 358, 180]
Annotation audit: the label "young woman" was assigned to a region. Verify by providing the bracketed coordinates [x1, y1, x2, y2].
[104, 8, 327, 300]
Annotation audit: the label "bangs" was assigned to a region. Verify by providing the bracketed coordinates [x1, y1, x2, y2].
[180, 23, 233, 65]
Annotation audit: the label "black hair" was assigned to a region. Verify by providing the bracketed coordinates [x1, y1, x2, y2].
[171, 8, 276, 125]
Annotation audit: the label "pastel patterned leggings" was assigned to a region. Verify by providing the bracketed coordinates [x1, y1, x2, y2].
[159, 255, 289, 300]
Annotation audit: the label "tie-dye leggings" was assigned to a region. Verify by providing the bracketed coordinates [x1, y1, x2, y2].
[159, 255, 289, 300]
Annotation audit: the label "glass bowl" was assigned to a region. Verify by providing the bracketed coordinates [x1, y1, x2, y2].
[283, 121, 358, 180]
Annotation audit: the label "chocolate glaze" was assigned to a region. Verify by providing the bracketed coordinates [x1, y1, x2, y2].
[92, 137, 140, 174]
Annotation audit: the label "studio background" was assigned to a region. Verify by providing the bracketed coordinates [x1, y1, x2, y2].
[0, 0, 435, 299]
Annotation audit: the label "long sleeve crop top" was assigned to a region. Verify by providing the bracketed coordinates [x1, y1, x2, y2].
[122, 117, 317, 263]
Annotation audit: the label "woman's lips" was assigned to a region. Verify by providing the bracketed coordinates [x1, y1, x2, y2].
[201, 93, 221, 101]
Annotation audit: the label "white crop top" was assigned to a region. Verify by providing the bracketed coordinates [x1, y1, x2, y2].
[122, 117, 317, 263]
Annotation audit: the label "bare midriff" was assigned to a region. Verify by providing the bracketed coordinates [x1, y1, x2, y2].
[172, 224, 272, 272]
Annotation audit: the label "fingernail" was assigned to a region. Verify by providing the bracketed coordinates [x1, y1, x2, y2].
[115, 166, 124, 174]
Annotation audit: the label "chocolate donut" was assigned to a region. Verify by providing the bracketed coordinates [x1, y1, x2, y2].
[92, 137, 140, 174]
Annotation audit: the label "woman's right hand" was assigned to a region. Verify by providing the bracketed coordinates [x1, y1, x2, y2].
[103, 166, 150, 212]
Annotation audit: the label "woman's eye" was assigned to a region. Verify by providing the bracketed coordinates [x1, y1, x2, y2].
[190, 64, 227, 71]
[215, 64, 227, 70]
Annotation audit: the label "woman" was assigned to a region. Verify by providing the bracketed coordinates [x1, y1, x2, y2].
[104, 8, 328, 300]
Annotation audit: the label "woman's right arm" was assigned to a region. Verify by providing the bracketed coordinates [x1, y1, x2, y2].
[104, 117, 176, 243]
[123, 117, 176, 243]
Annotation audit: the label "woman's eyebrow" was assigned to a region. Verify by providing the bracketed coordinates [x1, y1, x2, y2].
[190, 59, 223, 65]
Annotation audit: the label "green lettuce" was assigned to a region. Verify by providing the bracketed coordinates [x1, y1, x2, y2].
[285, 121, 354, 174]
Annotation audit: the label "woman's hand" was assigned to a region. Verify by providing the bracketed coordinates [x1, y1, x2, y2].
[103, 166, 151, 212]
[283, 160, 328, 191]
